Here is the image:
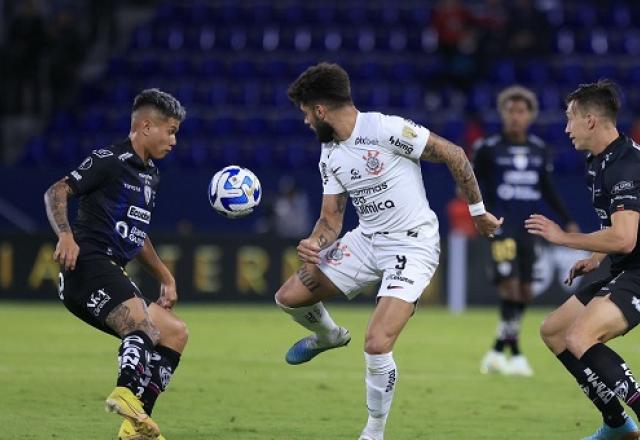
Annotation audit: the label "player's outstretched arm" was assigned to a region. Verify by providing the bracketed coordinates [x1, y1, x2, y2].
[564, 252, 606, 286]
[137, 236, 177, 309]
[297, 192, 348, 264]
[44, 177, 79, 270]
[526, 210, 638, 254]
[421, 132, 503, 237]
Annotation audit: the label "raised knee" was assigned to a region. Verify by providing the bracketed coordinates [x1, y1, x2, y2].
[364, 334, 392, 355]
[539, 318, 555, 345]
[564, 327, 589, 358]
[174, 319, 189, 346]
[275, 285, 297, 308]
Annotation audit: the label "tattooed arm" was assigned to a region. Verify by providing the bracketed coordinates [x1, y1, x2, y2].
[44, 178, 80, 270]
[421, 132, 503, 237]
[297, 192, 348, 264]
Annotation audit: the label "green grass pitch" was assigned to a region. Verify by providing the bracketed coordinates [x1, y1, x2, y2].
[2, 302, 638, 439]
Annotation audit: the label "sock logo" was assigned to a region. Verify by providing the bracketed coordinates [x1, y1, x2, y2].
[385, 369, 396, 392]
[120, 335, 144, 372]
[614, 379, 629, 401]
[584, 368, 616, 404]
[621, 363, 640, 405]
[304, 312, 319, 324]
[159, 366, 173, 390]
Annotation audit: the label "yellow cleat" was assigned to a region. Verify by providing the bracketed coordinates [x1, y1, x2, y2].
[118, 419, 166, 440]
[105, 387, 161, 439]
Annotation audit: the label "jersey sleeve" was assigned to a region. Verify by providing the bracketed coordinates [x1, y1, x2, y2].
[65, 149, 117, 195]
[607, 162, 640, 214]
[319, 149, 345, 195]
[378, 115, 430, 160]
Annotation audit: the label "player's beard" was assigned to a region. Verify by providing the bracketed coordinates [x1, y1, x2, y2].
[314, 120, 335, 143]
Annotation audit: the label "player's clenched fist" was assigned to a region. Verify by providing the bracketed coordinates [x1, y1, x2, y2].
[297, 238, 322, 264]
[472, 212, 504, 238]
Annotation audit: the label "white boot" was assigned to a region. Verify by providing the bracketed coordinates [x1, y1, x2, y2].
[480, 350, 509, 375]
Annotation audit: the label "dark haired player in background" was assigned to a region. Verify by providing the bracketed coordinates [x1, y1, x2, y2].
[44, 89, 188, 440]
[474, 85, 578, 376]
[529, 80, 640, 439]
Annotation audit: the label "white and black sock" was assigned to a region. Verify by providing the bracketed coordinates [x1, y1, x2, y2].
[363, 352, 397, 436]
[277, 300, 340, 344]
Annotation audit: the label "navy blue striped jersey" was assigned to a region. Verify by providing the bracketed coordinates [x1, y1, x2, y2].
[65, 139, 159, 266]
[472, 133, 572, 235]
[587, 135, 640, 272]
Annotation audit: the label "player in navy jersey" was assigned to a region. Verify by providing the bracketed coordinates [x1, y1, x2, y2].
[527, 80, 640, 439]
[44, 89, 188, 440]
[473, 86, 578, 376]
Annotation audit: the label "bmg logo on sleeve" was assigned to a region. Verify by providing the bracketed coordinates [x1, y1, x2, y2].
[127, 205, 151, 224]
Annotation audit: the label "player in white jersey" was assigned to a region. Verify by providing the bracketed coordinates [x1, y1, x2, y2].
[275, 62, 502, 440]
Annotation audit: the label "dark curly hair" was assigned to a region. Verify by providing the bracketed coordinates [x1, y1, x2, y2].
[287, 62, 352, 108]
[132, 88, 186, 122]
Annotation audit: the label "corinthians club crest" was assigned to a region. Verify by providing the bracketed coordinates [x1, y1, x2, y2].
[326, 243, 351, 266]
[363, 150, 384, 176]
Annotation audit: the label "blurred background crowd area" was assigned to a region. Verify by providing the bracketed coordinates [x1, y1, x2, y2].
[0, 0, 636, 234]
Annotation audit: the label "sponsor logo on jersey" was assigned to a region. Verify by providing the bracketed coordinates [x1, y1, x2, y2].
[71, 171, 82, 181]
[496, 184, 541, 201]
[92, 149, 113, 158]
[123, 182, 141, 192]
[595, 208, 608, 220]
[612, 181, 636, 194]
[355, 136, 378, 146]
[86, 289, 111, 317]
[402, 125, 417, 138]
[138, 172, 153, 182]
[363, 150, 384, 175]
[127, 205, 151, 224]
[357, 199, 396, 215]
[320, 161, 329, 185]
[388, 136, 414, 155]
[385, 273, 415, 285]
[326, 244, 351, 266]
[350, 168, 362, 180]
[352, 182, 388, 196]
[79, 157, 93, 170]
[118, 152, 134, 161]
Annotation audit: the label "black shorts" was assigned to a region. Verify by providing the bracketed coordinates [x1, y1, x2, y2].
[58, 256, 151, 337]
[575, 269, 640, 331]
[489, 232, 536, 283]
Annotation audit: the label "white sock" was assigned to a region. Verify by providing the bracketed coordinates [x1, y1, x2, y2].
[364, 352, 396, 435]
[276, 300, 339, 343]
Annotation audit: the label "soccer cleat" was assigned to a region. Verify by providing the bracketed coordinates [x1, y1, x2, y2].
[507, 354, 534, 377]
[480, 350, 510, 375]
[285, 327, 351, 365]
[118, 419, 167, 440]
[582, 414, 640, 440]
[106, 387, 161, 439]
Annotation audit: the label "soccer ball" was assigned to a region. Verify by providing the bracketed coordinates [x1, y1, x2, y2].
[208, 165, 262, 218]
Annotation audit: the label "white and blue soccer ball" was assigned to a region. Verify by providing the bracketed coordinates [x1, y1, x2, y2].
[208, 165, 262, 218]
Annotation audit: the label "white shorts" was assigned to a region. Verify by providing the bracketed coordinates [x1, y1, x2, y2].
[317, 226, 440, 303]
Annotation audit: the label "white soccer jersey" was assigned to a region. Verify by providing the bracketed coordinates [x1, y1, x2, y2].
[318, 111, 439, 236]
